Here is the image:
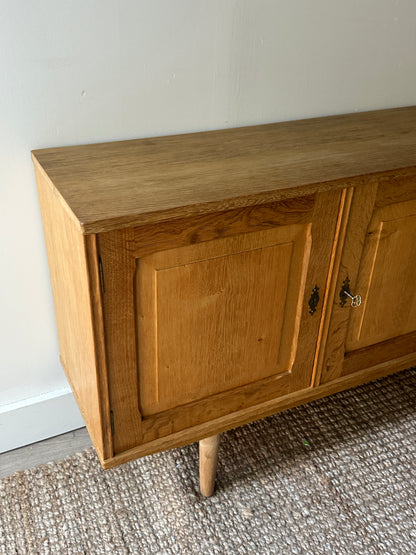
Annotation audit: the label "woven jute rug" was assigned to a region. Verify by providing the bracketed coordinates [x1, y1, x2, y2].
[1, 369, 415, 554]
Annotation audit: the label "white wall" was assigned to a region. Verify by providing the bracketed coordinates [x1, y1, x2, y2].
[1, 0, 416, 451]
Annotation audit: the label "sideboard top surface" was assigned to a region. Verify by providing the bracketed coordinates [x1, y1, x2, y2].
[32, 106, 416, 234]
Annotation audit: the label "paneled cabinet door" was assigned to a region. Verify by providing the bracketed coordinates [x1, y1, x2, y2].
[98, 191, 342, 454]
[319, 178, 416, 385]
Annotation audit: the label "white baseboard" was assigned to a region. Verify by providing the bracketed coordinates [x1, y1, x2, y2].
[0, 388, 85, 453]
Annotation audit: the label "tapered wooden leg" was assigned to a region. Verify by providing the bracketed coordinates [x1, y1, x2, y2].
[199, 434, 221, 497]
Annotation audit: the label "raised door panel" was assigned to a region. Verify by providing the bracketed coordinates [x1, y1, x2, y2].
[346, 205, 416, 350]
[99, 191, 343, 454]
[137, 224, 309, 416]
[319, 180, 416, 385]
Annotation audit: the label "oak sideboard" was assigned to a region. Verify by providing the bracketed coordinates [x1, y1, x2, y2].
[32, 106, 416, 496]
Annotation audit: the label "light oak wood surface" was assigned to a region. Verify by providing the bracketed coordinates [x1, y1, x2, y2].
[99, 191, 341, 454]
[32, 106, 416, 233]
[104, 357, 415, 469]
[35, 167, 112, 461]
[319, 179, 416, 385]
[346, 199, 416, 350]
[199, 435, 220, 497]
[138, 225, 303, 414]
[33, 107, 416, 495]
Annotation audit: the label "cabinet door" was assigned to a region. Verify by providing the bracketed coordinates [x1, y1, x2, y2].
[319, 178, 416, 385]
[99, 191, 342, 454]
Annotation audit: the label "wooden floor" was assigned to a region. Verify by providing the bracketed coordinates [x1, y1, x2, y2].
[0, 428, 91, 479]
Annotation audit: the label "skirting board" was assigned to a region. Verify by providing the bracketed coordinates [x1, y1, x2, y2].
[0, 388, 85, 453]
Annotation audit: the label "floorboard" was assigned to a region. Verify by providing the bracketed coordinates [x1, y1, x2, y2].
[0, 427, 91, 479]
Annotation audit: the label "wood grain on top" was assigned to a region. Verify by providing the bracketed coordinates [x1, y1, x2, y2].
[31, 106, 416, 234]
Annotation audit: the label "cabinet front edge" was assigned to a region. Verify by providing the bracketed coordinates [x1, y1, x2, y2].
[63, 168, 416, 235]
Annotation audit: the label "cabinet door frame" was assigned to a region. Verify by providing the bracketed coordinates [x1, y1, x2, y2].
[98, 191, 343, 455]
[317, 174, 416, 386]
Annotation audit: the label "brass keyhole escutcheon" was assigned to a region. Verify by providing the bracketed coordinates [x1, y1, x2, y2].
[308, 285, 319, 315]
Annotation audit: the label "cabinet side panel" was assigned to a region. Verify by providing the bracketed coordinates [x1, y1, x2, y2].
[34, 164, 111, 461]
